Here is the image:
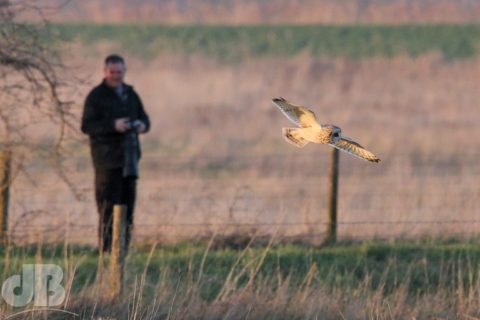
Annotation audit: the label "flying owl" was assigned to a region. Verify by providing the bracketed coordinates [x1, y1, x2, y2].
[272, 97, 380, 163]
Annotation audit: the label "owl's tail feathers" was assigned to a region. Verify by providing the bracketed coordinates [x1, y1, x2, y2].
[283, 128, 309, 148]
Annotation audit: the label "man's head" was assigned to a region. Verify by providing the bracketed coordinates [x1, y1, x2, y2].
[104, 54, 126, 88]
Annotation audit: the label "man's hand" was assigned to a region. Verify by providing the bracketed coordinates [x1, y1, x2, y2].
[135, 121, 147, 133]
[115, 117, 130, 133]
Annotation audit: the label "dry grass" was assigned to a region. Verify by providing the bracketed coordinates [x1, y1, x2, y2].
[2, 240, 480, 319]
[6, 46, 480, 244]
[61, 278, 480, 319]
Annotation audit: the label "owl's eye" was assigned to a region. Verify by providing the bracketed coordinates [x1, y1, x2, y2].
[333, 132, 339, 137]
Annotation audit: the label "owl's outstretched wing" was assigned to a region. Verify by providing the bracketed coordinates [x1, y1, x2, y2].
[330, 136, 380, 163]
[272, 97, 320, 128]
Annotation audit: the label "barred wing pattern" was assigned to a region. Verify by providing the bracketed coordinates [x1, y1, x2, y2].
[330, 137, 380, 163]
[272, 97, 319, 128]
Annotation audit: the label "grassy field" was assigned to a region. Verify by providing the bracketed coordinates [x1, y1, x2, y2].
[4, 23, 479, 248]
[1, 239, 480, 318]
[52, 24, 480, 61]
[10, 50, 478, 244]
[4, 17, 480, 319]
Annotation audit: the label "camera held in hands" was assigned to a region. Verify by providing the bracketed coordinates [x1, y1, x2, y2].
[127, 119, 143, 132]
[122, 120, 142, 178]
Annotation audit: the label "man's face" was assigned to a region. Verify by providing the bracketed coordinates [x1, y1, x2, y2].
[104, 62, 126, 88]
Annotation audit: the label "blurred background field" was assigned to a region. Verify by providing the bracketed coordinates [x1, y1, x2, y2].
[2, 1, 480, 318]
[23, 0, 480, 24]
[51, 24, 480, 60]
[6, 0, 480, 245]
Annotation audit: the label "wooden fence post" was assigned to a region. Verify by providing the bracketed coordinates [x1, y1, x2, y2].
[326, 148, 339, 244]
[110, 204, 127, 298]
[0, 150, 11, 244]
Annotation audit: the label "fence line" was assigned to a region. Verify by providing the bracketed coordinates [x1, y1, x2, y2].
[7, 218, 480, 247]
[8, 219, 480, 231]
[4, 149, 480, 245]
[10, 190, 480, 200]
[9, 233, 479, 248]
[7, 229, 480, 243]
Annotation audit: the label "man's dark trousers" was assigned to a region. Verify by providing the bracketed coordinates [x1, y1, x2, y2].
[95, 167, 136, 252]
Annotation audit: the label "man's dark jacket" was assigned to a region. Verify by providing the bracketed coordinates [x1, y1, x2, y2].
[81, 80, 150, 169]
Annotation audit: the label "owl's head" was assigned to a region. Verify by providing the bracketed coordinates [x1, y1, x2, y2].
[329, 126, 342, 143]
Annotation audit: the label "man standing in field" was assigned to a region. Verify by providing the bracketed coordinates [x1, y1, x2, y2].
[81, 54, 150, 252]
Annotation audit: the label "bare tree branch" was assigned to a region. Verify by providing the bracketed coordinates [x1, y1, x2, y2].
[0, 0, 83, 200]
